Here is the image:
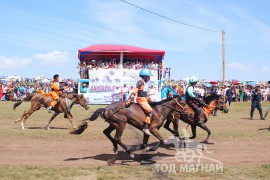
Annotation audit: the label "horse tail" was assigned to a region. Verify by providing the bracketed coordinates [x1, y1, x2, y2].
[13, 94, 34, 110]
[70, 108, 106, 135]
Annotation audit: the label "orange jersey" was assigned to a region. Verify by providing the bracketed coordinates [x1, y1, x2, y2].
[51, 82, 60, 95]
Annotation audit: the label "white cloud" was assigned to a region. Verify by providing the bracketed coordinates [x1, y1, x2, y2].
[32, 50, 72, 66]
[0, 55, 32, 69]
[227, 62, 252, 71]
[261, 66, 269, 72]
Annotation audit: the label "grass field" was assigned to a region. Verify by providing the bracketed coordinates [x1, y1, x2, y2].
[0, 101, 270, 179]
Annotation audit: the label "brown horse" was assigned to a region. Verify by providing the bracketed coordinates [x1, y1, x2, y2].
[70, 95, 184, 158]
[164, 96, 229, 144]
[13, 93, 89, 129]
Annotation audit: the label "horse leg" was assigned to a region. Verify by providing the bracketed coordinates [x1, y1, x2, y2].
[172, 120, 181, 138]
[189, 125, 197, 139]
[103, 124, 118, 153]
[65, 112, 77, 129]
[114, 126, 134, 158]
[198, 123, 211, 144]
[163, 119, 175, 135]
[44, 112, 60, 130]
[145, 128, 165, 151]
[21, 108, 37, 129]
[14, 111, 27, 123]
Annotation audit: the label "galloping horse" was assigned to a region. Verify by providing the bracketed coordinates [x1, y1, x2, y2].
[13, 93, 89, 129]
[70, 95, 184, 158]
[164, 95, 229, 143]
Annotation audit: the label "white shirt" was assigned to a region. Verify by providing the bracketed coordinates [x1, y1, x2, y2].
[122, 87, 129, 94]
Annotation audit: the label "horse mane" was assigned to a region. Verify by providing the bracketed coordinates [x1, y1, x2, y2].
[205, 94, 219, 104]
[150, 95, 180, 106]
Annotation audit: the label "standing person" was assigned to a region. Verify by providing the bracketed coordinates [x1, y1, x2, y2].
[225, 86, 233, 106]
[250, 86, 265, 120]
[125, 69, 153, 135]
[0, 83, 3, 99]
[112, 86, 121, 102]
[47, 74, 64, 112]
[161, 85, 168, 100]
[239, 87, 244, 102]
[66, 84, 74, 94]
[122, 84, 129, 101]
[147, 85, 156, 100]
[2, 84, 8, 101]
[186, 76, 203, 124]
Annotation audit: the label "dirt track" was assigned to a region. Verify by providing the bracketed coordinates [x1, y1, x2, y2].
[1, 133, 270, 167]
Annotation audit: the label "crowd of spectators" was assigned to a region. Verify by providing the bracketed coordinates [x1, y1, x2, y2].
[161, 80, 270, 106]
[78, 59, 164, 79]
[0, 79, 78, 101]
[2, 76, 270, 107]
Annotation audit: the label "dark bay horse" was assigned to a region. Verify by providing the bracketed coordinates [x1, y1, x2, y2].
[13, 93, 89, 129]
[70, 95, 184, 158]
[164, 96, 229, 144]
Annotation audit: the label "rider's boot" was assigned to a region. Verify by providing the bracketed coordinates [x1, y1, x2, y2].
[143, 115, 152, 135]
[47, 106, 52, 113]
[143, 123, 152, 136]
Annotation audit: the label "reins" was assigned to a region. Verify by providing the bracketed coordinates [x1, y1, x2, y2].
[159, 98, 188, 114]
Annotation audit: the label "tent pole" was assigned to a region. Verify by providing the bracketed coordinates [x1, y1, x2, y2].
[119, 52, 123, 68]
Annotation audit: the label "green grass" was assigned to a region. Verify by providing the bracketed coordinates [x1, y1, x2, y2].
[1, 101, 270, 179]
[0, 165, 270, 180]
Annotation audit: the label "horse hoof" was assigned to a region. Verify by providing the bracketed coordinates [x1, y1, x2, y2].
[14, 119, 20, 123]
[144, 147, 151, 151]
[145, 147, 155, 152]
[107, 158, 116, 166]
[129, 152, 135, 158]
[113, 148, 118, 154]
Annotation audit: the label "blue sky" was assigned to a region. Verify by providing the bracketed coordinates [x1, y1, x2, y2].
[0, 0, 269, 81]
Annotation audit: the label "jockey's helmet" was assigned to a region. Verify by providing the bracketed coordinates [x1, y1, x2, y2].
[189, 76, 198, 84]
[139, 69, 153, 77]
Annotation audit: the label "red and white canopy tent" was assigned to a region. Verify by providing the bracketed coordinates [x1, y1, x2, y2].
[78, 44, 165, 67]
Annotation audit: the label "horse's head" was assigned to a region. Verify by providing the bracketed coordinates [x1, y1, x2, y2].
[68, 94, 89, 110]
[213, 99, 229, 113]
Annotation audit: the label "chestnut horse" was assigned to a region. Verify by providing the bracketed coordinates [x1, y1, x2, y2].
[70, 95, 184, 158]
[13, 93, 89, 129]
[164, 96, 229, 143]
